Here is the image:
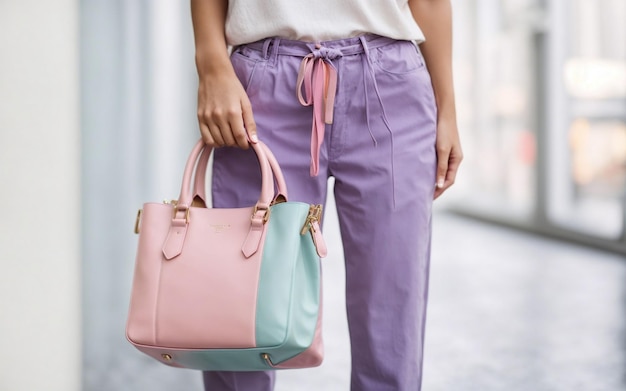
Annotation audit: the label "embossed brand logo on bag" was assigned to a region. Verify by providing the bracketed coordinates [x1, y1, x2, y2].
[210, 224, 231, 233]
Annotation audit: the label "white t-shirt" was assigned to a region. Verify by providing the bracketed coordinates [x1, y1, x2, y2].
[225, 0, 425, 46]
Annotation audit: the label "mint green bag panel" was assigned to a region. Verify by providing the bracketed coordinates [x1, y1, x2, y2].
[254, 202, 322, 363]
[256, 202, 320, 346]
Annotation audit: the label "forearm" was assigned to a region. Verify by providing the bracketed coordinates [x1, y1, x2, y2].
[408, 0, 456, 120]
[191, 0, 232, 79]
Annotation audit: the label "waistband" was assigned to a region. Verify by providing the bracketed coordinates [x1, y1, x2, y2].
[237, 34, 402, 204]
[241, 34, 402, 58]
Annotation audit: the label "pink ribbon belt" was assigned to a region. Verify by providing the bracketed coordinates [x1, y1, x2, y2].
[296, 45, 343, 177]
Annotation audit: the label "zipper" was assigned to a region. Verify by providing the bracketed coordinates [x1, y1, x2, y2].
[301, 204, 323, 235]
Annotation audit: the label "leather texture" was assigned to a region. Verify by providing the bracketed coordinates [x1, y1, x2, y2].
[126, 139, 325, 370]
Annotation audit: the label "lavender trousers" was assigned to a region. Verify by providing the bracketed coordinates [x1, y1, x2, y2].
[203, 35, 437, 391]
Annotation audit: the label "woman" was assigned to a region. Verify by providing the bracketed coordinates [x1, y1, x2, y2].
[190, 0, 462, 390]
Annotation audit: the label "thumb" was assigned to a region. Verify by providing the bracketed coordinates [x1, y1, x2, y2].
[241, 100, 258, 143]
[436, 148, 449, 189]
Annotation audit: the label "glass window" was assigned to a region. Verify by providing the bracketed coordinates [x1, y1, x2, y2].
[450, 0, 625, 250]
[451, 0, 541, 219]
[546, 0, 626, 238]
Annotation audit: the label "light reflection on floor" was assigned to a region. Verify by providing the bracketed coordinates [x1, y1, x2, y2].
[422, 213, 626, 391]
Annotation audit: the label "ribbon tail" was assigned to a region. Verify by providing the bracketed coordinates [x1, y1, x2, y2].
[324, 63, 338, 125]
[296, 56, 315, 106]
[309, 60, 326, 177]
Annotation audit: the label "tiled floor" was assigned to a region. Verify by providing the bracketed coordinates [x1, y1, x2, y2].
[97, 209, 626, 391]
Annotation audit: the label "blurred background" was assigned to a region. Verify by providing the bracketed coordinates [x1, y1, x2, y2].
[1, 0, 624, 390]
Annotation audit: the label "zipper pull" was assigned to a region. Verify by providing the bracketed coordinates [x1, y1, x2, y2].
[300, 216, 313, 235]
[310, 220, 328, 258]
[299, 205, 327, 257]
[301, 204, 322, 235]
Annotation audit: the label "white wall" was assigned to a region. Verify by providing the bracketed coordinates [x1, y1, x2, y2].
[0, 1, 81, 390]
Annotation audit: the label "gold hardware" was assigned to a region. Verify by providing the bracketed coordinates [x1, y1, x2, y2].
[172, 207, 190, 224]
[134, 209, 142, 234]
[261, 353, 275, 366]
[166, 199, 188, 222]
[252, 205, 271, 224]
[161, 353, 172, 361]
[301, 204, 323, 235]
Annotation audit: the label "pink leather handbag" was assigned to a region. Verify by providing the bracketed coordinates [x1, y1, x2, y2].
[126, 140, 327, 370]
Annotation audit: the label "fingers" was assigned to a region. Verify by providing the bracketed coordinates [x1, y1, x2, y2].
[198, 111, 225, 147]
[229, 109, 249, 149]
[435, 145, 450, 190]
[196, 76, 256, 149]
[199, 121, 216, 146]
[446, 153, 462, 185]
[241, 100, 258, 144]
[226, 98, 257, 150]
[213, 110, 237, 147]
[198, 106, 253, 149]
[434, 145, 463, 200]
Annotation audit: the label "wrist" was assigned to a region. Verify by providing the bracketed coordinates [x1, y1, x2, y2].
[436, 103, 457, 123]
[195, 48, 233, 79]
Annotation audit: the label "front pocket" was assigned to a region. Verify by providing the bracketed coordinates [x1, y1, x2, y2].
[371, 40, 424, 75]
[231, 47, 267, 96]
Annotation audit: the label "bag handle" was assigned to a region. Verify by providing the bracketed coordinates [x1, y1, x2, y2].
[192, 143, 289, 206]
[162, 139, 287, 260]
[260, 143, 289, 202]
[175, 139, 274, 214]
[190, 146, 212, 206]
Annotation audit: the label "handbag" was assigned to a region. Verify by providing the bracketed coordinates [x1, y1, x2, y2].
[126, 139, 327, 370]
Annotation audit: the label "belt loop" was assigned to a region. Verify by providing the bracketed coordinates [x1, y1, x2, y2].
[359, 35, 371, 58]
[262, 38, 272, 60]
[269, 38, 281, 66]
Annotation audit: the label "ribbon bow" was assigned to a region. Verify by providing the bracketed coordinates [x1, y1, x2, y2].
[296, 45, 343, 176]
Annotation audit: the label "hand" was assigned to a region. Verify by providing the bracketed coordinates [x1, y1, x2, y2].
[197, 69, 257, 149]
[434, 116, 463, 199]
